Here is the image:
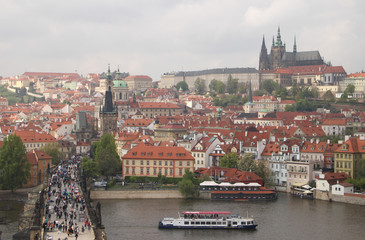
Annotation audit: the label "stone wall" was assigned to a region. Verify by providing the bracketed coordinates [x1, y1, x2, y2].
[315, 190, 365, 205]
[90, 190, 183, 200]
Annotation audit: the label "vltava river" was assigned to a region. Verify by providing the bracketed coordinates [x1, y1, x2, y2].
[100, 193, 365, 240]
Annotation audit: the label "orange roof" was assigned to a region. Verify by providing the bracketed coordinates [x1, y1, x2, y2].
[123, 144, 194, 161]
[14, 130, 57, 143]
[138, 102, 180, 109]
[322, 119, 346, 125]
[26, 150, 52, 165]
[347, 73, 365, 78]
[335, 138, 365, 153]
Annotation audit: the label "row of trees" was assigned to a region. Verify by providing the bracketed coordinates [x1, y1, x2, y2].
[219, 153, 271, 185]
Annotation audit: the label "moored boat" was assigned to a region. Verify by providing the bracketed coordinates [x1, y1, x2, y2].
[158, 211, 257, 229]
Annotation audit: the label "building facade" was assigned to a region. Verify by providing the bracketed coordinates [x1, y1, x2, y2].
[122, 144, 195, 178]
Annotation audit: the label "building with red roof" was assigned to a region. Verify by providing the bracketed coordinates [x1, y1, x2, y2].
[122, 143, 195, 178]
[25, 150, 52, 187]
[334, 138, 365, 178]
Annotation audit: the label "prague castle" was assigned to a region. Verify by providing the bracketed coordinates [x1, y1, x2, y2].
[259, 27, 324, 71]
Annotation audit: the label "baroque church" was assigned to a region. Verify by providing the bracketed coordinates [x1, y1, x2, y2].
[259, 27, 324, 70]
[99, 65, 129, 135]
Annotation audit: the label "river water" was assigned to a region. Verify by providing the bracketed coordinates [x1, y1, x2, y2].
[0, 200, 25, 240]
[100, 193, 365, 240]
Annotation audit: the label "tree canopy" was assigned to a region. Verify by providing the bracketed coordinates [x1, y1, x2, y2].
[41, 142, 64, 165]
[262, 79, 279, 94]
[176, 81, 189, 92]
[238, 154, 257, 172]
[82, 156, 98, 178]
[95, 134, 121, 177]
[226, 75, 238, 94]
[194, 78, 206, 95]
[219, 153, 239, 168]
[0, 134, 30, 192]
[178, 168, 200, 198]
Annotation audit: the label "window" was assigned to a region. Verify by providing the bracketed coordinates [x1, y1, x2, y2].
[187, 161, 190, 166]
[140, 168, 143, 174]
[159, 161, 162, 166]
[165, 161, 168, 166]
[179, 161, 182, 166]
[154, 161, 156, 166]
[147, 168, 150, 174]
[140, 160, 143, 165]
[132, 160, 135, 165]
[126, 167, 129, 173]
[126, 160, 129, 165]
[170, 161, 173, 166]
[147, 161, 149, 165]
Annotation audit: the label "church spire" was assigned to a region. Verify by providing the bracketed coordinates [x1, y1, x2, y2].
[276, 26, 282, 46]
[259, 35, 269, 70]
[272, 36, 275, 47]
[293, 35, 297, 53]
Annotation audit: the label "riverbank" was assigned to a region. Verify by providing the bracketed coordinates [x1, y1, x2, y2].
[90, 189, 184, 200]
[315, 190, 365, 205]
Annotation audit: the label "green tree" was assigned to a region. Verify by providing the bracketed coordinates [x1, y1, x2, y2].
[219, 153, 239, 168]
[178, 169, 200, 198]
[209, 79, 219, 92]
[95, 134, 121, 177]
[344, 84, 355, 95]
[194, 78, 206, 95]
[216, 81, 226, 94]
[254, 160, 271, 186]
[41, 142, 64, 165]
[82, 156, 98, 178]
[0, 134, 30, 192]
[238, 153, 257, 173]
[262, 79, 278, 94]
[176, 81, 189, 91]
[323, 90, 335, 101]
[226, 75, 238, 94]
[355, 158, 365, 179]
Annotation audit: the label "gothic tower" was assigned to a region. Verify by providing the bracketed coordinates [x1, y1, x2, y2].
[99, 65, 118, 135]
[259, 36, 270, 70]
[270, 27, 286, 69]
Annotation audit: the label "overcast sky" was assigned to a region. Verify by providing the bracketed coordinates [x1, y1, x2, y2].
[0, 0, 364, 81]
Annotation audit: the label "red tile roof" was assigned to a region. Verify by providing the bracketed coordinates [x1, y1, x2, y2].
[123, 144, 194, 161]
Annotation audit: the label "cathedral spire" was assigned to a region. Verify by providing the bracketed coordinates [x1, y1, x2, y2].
[293, 35, 297, 54]
[276, 26, 282, 46]
[259, 35, 270, 70]
[272, 36, 275, 47]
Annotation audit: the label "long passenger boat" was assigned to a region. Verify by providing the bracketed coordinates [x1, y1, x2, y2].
[158, 211, 257, 229]
[201, 181, 277, 201]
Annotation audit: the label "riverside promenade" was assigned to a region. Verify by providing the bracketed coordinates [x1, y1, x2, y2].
[43, 159, 95, 240]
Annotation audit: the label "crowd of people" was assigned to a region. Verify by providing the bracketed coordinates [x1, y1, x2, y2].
[43, 157, 92, 240]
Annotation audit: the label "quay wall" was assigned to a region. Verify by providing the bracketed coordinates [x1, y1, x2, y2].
[90, 190, 183, 200]
[315, 190, 365, 205]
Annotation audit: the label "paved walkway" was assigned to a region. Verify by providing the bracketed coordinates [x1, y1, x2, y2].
[43, 159, 94, 240]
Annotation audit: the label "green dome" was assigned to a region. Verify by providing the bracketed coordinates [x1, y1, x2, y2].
[113, 79, 128, 88]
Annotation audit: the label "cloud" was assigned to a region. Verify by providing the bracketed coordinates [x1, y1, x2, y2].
[0, 0, 364, 80]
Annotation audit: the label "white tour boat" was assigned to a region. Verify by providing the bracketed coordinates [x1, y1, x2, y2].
[158, 211, 257, 229]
